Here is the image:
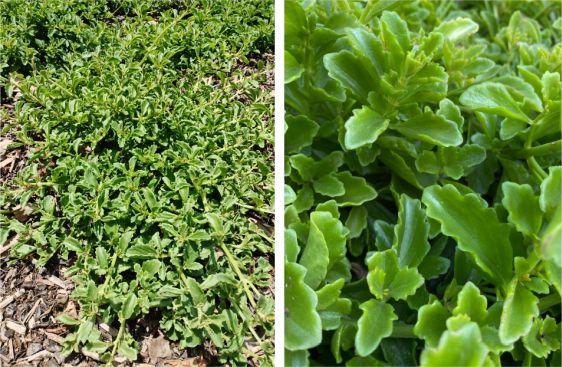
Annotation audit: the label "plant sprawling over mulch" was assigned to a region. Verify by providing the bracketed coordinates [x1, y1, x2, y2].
[1, 0, 274, 365]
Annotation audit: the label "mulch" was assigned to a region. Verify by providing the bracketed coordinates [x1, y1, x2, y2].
[0, 257, 211, 367]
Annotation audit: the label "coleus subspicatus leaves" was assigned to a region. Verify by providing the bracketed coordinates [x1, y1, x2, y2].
[0, 0, 274, 365]
[284, 0, 561, 366]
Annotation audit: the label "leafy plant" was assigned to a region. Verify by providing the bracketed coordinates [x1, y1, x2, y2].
[284, 0, 561, 366]
[1, 1, 274, 365]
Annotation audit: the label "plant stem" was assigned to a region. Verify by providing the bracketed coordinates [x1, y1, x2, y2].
[538, 293, 561, 311]
[106, 321, 125, 366]
[528, 156, 548, 180]
[235, 201, 274, 215]
[391, 323, 417, 338]
[508, 140, 561, 159]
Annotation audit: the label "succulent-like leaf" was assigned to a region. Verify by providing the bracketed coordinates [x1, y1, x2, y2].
[420, 321, 489, 367]
[453, 282, 487, 323]
[285, 262, 322, 351]
[366, 249, 424, 301]
[393, 194, 430, 268]
[414, 300, 449, 347]
[460, 82, 529, 122]
[344, 105, 389, 150]
[499, 280, 539, 344]
[501, 182, 542, 237]
[422, 184, 513, 287]
[355, 299, 396, 357]
[392, 111, 463, 147]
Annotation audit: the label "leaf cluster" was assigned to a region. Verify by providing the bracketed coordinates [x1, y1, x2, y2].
[1, 0, 274, 365]
[284, 0, 561, 366]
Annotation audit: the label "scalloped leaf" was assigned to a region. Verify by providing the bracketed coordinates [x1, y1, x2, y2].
[316, 278, 345, 310]
[453, 282, 487, 323]
[422, 184, 513, 287]
[334, 171, 377, 206]
[392, 111, 463, 147]
[299, 211, 348, 289]
[435, 17, 479, 42]
[414, 300, 449, 347]
[285, 262, 322, 351]
[285, 115, 319, 154]
[420, 321, 488, 366]
[393, 194, 430, 267]
[522, 316, 561, 358]
[355, 300, 396, 357]
[499, 280, 539, 344]
[540, 166, 561, 219]
[344, 105, 389, 150]
[366, 249, 424, 301]
[285, 51, 304, 84]
[459, 82, 529, 122]
[501, 182, 542, 237]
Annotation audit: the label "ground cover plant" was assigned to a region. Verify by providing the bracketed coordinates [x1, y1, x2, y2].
[284, 0, 561, 365]
[0, 0, 274, 365]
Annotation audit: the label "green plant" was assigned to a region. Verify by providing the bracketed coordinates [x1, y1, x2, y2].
[1, 1, 274, 365]
[284, 0, 561, 365]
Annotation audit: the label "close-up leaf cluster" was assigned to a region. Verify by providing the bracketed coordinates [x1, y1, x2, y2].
[284, 0, 561, 366]
[1, 0, 274, 365]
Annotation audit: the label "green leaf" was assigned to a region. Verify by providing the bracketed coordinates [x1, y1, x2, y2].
[316, 278, 345, 310]
[285, 262, 322, 351]
[334, 171, 377, 206]
[355, 299, 396, 357]
[286, 228, 300, 263]
[366, 249, 424, 301]
[393, 194, 430, 267]
[380, 11, 410, 52]
[420, 321, 489, 367]
[422, 184, 513, 287]
[437, 98, 464, 129]
[541, 203, 562, 269]
[285, 115, 319, 154]
[522, 316, 561, 358]
[453, 282, 487, 323]
[324, 50, 375, 103]
[125, 244, 158, 259]
[285, 51, 304, 84]
[117, 342, 137, 360]
[299, 211, 347, 289]
[540, 166, 561, 218]
[120, 293, 137, 320]
[414, 300, 449, 347]
[285, 184, 297, 205]
[345, 206, 368, 240]
[435, 18, 479, 42]
[392, 111, 463, 147]
[285, 349, 310, 366]
[459, 82, 529, 122]
[499, 280, 539, 344]
[200, 273, 236, 289]
[501, 182, 542, 237]
[344, 105, 389, 150]
[63, 237, 83, 253]
[496, 76, 543, 112]
[57, 314, 82, 326]
[313, 173, 345, 197]
[418, 255, 450, 280]
[205, 213, 225, 237]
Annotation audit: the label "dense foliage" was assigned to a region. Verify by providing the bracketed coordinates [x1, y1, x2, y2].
[284, 0, 561, 366]
[0, 0, 274, 365]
